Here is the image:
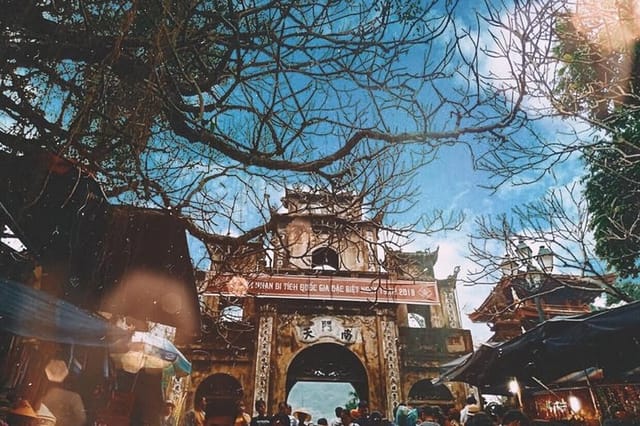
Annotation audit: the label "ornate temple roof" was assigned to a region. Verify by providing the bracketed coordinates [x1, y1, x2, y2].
[469, 273, 616, 325]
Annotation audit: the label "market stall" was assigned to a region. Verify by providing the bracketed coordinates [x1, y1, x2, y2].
[527, 387, 599, 425]
[436, 302, 640, 424]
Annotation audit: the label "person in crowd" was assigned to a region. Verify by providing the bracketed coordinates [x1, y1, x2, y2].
[357, 401, 371, 426]
[341, 408, 356, 426]
[251, 400, 271, 426]
[484, 404, 506, 426]
[465, 405, 482, 426]
[272, 402, 291, 426]
[432, 407, 445, 426]
[394, 403, 406, 426]
[419, 406, 441, 426]
[392, 403, 402, 426]
[41, 382, 87, 426]
[445, 408, 460, 426]
[460, 397, 478, 426]
[331, 407, 344, 426]
[351, 409, 361, 423]
[288, 404, 299, 426]
[370, 412, 383, 426]
[435, 406, 447, 426]
[184, 396, 207, 426]
[294, 409, 312, 426]
[161, 400, 177, 426]
[501, 410, 531, 426]
[235, 401, 252, 426]
[395, 402, 418, 426]
[318, 419, 329, 426]
[465, 412, 493, 426]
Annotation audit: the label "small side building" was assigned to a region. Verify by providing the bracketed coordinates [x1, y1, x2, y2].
[469, 273, 615, 341]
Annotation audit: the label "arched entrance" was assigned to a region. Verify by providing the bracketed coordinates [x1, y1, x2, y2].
[408, 379, 454, 406]
[286, 343, 368, 401]
[196, 373, 243, 420]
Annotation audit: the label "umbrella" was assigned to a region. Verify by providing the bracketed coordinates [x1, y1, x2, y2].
[110, 331, 191, 377]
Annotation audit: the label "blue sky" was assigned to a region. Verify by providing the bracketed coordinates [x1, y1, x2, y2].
[371, 1, 598, 344]
[409, 125, 586, 345]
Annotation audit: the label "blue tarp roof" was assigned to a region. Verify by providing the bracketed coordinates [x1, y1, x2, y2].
[0, 278, 130, 346]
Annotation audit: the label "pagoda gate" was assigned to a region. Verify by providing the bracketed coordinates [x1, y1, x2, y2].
[181, 189, 473, 419]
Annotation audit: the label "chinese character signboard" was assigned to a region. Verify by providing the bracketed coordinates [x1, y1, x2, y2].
[295, 316, 359, 345]
[206, 274, 439, 305]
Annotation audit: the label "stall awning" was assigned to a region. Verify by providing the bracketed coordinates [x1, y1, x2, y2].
[436, 301, 640, 390]
[0, 278, 130, 346]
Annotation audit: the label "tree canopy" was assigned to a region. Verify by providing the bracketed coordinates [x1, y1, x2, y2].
[1, 0, 533, 264]
[551, 0, 640, 278]
[584, 114, 640, 278]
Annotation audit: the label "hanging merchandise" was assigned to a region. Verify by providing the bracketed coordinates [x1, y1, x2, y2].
[109, 331, 191, 377]
[594, 384, 640, 419]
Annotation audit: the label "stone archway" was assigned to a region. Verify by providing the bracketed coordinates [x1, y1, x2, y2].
[408, 379, 454, 405]
[286, 343, 369, 401]
[196, 373, 244, 421]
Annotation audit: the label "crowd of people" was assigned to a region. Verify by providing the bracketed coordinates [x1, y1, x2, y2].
[392, 397, 529, 426]
[179, 397, 532, 426]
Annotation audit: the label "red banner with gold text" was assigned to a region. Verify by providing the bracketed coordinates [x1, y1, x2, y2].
[204, 274, 439, 305]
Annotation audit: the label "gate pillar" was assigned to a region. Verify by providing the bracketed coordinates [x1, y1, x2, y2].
[381, 318, 401, 418]
[253, 310, 275, 409]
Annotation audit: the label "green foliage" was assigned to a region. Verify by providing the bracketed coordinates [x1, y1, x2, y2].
[553, 4, 640, 279]
[605, 280, 640, 306]
[553, 16, 602, 116]
[552, 4, 640, 121]
[584, 112, 640, 278]
[343, 391, 359, 411]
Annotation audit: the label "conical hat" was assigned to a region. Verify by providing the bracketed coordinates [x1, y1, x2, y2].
[293, 408, 312, 421]
[10, 399, 37, 418]
[37, 403, 57, 421]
